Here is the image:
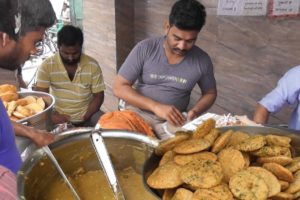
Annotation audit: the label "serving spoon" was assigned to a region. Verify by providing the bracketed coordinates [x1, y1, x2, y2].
[90, 129, 126, 200]
[42, 146, 81, 200]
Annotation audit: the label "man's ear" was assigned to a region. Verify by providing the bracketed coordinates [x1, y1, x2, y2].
[0, 32, 12, 47]
[164, 21, 171, 35]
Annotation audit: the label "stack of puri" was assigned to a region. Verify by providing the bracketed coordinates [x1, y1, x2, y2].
[0, 84, 46, 121]
[147, 118, 300, 200]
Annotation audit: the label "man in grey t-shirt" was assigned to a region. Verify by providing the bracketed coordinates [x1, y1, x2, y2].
[113, 0, 217, 138]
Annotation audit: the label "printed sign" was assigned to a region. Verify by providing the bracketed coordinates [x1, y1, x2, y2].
[218, 0, 268, 16]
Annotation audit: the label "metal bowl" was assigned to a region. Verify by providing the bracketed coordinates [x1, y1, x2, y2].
[14, 91, 55, 155]
[143, 126, 300, 199]
[17, 128, 160, 200]
[16, 91, 55, 131]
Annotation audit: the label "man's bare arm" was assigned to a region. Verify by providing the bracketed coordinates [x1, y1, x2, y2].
[83, 91, 104, 121]
[253, 103, 270, 124]
[187, 88, 217, 121]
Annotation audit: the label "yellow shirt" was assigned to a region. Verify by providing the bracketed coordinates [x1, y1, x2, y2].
[36, 53, 105, 122]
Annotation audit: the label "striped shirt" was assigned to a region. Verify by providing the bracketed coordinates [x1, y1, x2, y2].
[36, 53, 105, 122]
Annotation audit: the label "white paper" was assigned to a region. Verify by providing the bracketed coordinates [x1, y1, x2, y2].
[217, 0, 268, 16]
[270, 0, 300, 16]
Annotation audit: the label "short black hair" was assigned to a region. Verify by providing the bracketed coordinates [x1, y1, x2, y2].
[169, 0, 206, 31]
[0, 0, 18, 39]
[0, 0, 56, 41]
[57, 25, 84, 47]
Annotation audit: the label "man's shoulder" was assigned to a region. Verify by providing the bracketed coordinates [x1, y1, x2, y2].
[281, 65, 300, 81]
[80, 54, 101, 69]
[137, 36, 163, 48]
[42, 53, 59, 65]
[190, 45, 210, 58]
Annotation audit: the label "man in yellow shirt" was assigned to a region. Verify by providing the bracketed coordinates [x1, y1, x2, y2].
[35, 25, 105, 126]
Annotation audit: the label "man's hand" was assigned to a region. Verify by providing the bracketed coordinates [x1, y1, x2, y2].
[28, 128, 55, 148]
[187, 109, 198, 121]
[153, 104, 186, 126]
[51, 112, 71, 124]
[13, 123, 55, 147]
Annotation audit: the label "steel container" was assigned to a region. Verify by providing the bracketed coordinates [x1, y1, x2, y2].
[17, 128, 159, 200]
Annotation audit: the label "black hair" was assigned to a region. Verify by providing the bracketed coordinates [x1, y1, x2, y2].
[0, 0, 56, 41]
[0, 0, 18, 40]
[57, 25, 84, 47]
[169, 0, 206, 31]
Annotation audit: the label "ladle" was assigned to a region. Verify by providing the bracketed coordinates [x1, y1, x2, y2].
[90, 130, 126, 200]
[42, 146, 81, 200]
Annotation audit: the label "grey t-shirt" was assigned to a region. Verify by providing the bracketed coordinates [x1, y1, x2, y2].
[118, 36, 216, 111]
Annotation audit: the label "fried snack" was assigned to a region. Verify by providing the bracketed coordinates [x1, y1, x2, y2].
[36, 97, 45, 109]
[171, 188, 193, 200]
[265, 135, 291, 148]
[12, 111, 27, 119]
[24, 103, 43, 114]
[192, 118, 215, 139]
[279, 180, 289, 191]
[173, 138, 211, 154]
[247, 166, 280, 197]
[252, 146, 290, 157]
[234, 135, 266, 152]
[263, 163, 294, 182]
[23, 95, 37, 104]
[174, 151, 217, 166]
[6, 101, 17, 116]
[285, 161, 300, 173]
[2, 101, 8, 109]
[284, 170, 300, 194]
[218, 148, 246, 182]
[162, 189, 176, 200]
[226, 131, 250, 147]
[257, 156, 293, 166]
[242, 152, 250, 168]
[203, 128, 220, 144]
[16, 98, 29, 106]
[294, 190, 300, 199]
[9, 115, 19, 121]
[155, 133, 190, 156]
[16, 105, 32, 117]
[147, 161, 183, 189]
[192, 184, 233, 200]
[0, 92, 18, 102]
[159, 150, 176, 166]
[180, 160, 223, 189]
[271, 192, 293, 200]
[229, 170, 269, 200]
[211, 129, 233, 153]
[0, 84, 17, 94]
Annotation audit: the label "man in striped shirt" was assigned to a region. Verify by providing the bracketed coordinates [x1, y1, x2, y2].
[35, 25, 105, 126]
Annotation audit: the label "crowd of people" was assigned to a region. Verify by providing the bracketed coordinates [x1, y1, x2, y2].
[0, 0, 300, 198]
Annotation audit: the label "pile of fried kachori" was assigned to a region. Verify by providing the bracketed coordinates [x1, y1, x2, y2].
[147, 118, 300, 200]
[0, 84, 46, 121]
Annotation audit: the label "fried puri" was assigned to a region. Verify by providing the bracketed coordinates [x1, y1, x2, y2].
[174, 151, 217, 166]
[155, 133, 190, 156]
[147, 161, 183, 189]
[218, 148, 246, 182]
[247, 166, 280, 197]
[173, 138, 211, 154]
[229, 170, 269, 200]
[180, 159, 223, 189]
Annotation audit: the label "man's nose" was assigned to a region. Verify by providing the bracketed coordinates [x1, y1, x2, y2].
[177, 41, 187, 50]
